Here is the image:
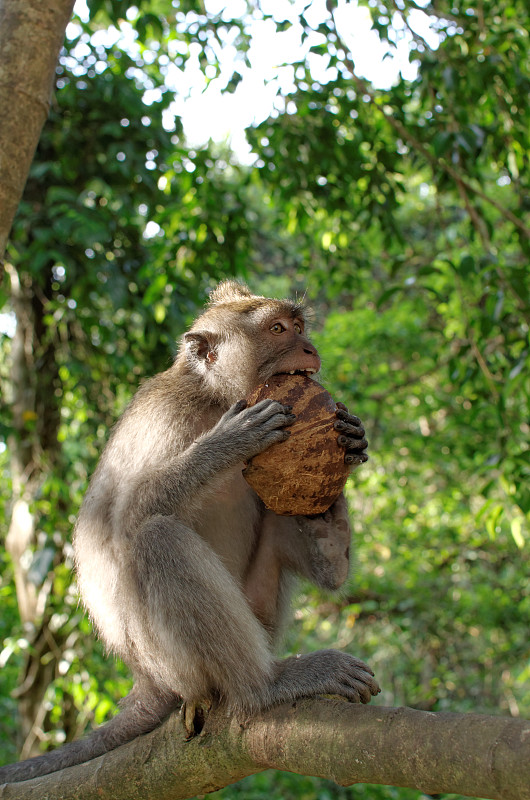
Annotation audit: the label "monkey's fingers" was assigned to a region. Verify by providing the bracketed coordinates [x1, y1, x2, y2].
[335, 411, 364, 433]
[347, 656, 376, 677]
[344, 451, 369, 466]
[336, 403, 363, 426]
[231, 397, 291, 422]
[233, 399, 297, 460]
[248, 401, 297, 437]
[246, 398, 295, 425]
[336, 431, 369, 466]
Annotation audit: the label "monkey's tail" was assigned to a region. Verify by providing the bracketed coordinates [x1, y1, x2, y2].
[0, 683, 180, 784]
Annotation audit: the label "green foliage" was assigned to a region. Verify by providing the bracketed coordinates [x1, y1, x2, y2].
[1, 1, 529, 798]
[209, 770, 426, 800]
[307, 302, 529, 718]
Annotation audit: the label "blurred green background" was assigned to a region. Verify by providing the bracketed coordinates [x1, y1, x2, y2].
[1, 1, 528, 798]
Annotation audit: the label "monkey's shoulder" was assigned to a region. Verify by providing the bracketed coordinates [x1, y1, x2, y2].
[121, 368, 221, 431]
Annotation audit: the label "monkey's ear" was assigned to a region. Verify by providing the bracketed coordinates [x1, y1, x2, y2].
[184, 331, 219, 365]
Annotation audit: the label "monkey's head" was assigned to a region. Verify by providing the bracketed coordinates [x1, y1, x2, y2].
[180, 281, 321, 405]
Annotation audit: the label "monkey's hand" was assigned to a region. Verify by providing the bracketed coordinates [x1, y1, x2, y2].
[207, 398, 296, 466]
[334, 403, 369, 468]
[296, 494, 351, 590]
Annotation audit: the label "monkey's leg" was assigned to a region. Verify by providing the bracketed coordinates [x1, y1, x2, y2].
[124, 514, 275, 714]
[244, 530, 380, 706]
[243, 516, 284, 633]
[244, 499, 380, 705]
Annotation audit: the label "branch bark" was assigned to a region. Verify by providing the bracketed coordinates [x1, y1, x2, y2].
[1, 699, 528, 800]
[0, 0, 75, 260]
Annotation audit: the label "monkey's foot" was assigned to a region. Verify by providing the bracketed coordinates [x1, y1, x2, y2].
[181, 698, 212, 740]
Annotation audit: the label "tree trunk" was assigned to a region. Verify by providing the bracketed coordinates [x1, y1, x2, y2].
[0, 700, 528, 800]
[4, 263, 65, 758]
[0, 0, 74, 258]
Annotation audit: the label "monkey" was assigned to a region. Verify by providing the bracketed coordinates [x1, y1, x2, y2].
[0, 281, 379, 783]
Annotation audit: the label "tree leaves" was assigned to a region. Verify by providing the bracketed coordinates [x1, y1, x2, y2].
[1, 1, 528, 793]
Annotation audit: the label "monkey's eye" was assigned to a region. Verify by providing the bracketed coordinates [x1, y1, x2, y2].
[294, 322, 302, 334]
[270, 322, 286, 334]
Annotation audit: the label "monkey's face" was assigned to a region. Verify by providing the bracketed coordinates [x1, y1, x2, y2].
[183, 298, 321, 405]
[254, 313, 321, 385]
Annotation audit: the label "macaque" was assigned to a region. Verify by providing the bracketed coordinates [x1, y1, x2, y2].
[0, 281, 378, 783]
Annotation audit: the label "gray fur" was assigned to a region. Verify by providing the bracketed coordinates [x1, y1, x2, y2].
[0, 282, 378, 784]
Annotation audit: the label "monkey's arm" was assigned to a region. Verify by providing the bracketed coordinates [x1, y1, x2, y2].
[243, 495, 351, 632]
[284, 403, 369, 586]
[243, 498, 380, 704]
[278, 496, 352, 589]
[120, 399, 295, 525]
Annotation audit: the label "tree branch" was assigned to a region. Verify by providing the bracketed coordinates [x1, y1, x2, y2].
[1, 699, 528, 800]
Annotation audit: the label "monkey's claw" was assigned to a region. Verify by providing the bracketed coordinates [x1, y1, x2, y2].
[181, 699, 212, 740]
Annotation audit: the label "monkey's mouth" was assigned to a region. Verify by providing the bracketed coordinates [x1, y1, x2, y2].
[276, 369, 318, 377]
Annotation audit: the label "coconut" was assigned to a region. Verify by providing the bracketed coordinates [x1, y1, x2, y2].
[242, 373, 350, 515]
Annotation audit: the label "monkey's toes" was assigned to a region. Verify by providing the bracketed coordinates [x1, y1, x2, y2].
[181, 698, 212, 739]
[347, 659, 381, 700]
[354, 676, 380, 704]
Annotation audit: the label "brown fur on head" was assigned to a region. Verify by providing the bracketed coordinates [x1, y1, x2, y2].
[207, 280, 254, 306]
[206, 280, 305, 319]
